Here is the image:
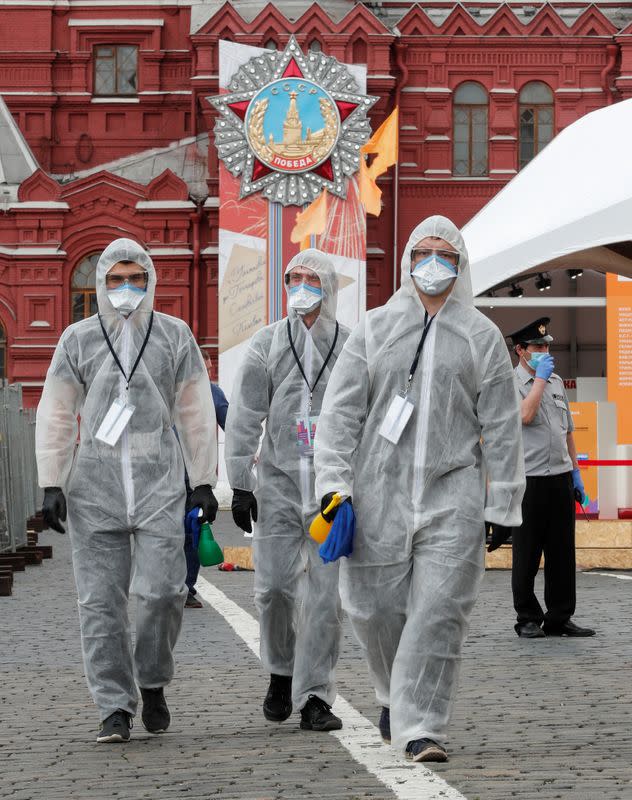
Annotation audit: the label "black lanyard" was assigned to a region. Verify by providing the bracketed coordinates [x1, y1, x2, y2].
[287, 318, 339, 412]
[98, 312, 154, 391]
[405, 311, 434, 394]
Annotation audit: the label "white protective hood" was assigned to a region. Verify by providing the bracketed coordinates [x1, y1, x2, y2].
[96, 237, 155, 318]
[399, 214, 474, 308]
[284, 247, 338, 322]
[463, 98, 632, 295]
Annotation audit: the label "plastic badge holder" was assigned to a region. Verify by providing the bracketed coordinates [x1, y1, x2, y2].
[296, 414, 319, 458]
[95, 398, 136, 446]
[378, 392, 414, 444]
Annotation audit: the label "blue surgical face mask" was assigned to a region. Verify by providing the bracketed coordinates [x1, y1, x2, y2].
[527, 352, 548, 370]
[288, 282, 322, 315]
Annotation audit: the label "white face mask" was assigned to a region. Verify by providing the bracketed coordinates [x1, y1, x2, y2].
[107, 285, 146, 315]
[411, 255, 458, 296]
[287, 282, 322, 315]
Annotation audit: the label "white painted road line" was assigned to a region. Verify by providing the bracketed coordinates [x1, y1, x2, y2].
[196, 575, 468, 800]
[587, 571, 632, 581]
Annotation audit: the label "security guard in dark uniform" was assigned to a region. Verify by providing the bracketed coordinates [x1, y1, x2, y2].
[504, 318, 595, 638]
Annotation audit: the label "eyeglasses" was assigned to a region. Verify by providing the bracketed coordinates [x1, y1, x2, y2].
[286, 271, 321, 288]
[411, 248, 460, 267]
[106, 272, 148, 289]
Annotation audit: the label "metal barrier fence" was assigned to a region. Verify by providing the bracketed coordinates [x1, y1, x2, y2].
[0, 383, 39, 554]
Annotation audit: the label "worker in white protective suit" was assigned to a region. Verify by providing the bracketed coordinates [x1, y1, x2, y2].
[225, 248, 349, 732]
[314, 216, 525, 762]
[36, 238, 218, 744]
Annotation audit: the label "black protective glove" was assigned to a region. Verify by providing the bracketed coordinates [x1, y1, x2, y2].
[231, 489, 258, 533]
[321, 492, 345, 523]
[186, 484, 218, 524]
[42, 487, 67, 534]
[486, 521, 513, 553]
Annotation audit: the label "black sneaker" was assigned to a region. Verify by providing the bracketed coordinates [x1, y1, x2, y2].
[263, 674, 293, 722]
[140, 687, 170, 733]
[96, 710, 132, 743]
[185, 591, 203, 608]
[378, 707, 391, 743]
[300, 695, 342, 731]
[405, 738, 448, 763]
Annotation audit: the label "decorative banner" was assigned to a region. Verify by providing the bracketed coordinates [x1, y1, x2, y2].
[218, 243, 267, 353]
[211, 40, 374, 483]
[606, 273, 632, 443]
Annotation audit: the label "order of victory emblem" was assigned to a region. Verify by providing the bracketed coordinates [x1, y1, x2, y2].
[208, 36, 378, 207]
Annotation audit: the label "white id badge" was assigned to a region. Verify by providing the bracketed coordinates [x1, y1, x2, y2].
[378, 392, 415, 444]
[95, 398, 136, 446]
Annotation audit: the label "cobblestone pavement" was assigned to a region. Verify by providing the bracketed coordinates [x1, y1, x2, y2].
[1, 512, 631, 800]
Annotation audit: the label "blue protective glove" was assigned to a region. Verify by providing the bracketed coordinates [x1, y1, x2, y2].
[572, 467, 585, 505]
[535, 354, 554, 381]
[185, 508, 202, 549]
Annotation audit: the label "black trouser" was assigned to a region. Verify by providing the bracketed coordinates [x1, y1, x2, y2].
[512, 472, 576, 629]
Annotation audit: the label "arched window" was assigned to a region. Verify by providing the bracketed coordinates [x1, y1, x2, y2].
[0, 319, 6, 381]
[71, 253, 100, 323]
[453, 82, 488, 177]
[352, 39, 367, 64]
[519, 81, 554, 169]
[308, 39, 322, 53]
[264, 39, 277, 51]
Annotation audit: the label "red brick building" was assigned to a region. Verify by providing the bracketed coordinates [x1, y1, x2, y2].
[1, 0, 631, 402]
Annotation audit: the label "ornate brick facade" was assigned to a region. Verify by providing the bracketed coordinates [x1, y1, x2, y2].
[1, 0, 630, 401]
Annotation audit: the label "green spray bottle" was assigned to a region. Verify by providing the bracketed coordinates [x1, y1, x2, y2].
[198, 521, 224, 567]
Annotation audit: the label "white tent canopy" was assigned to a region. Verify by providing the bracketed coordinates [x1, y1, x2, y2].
[463, 98, 632, 296]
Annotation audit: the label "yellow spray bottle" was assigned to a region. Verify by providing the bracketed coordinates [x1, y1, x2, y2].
[309, 493, 342, 544]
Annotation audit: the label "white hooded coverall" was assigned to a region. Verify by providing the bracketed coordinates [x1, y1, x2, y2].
[36, 238, 217, 720]
[224, 249, 349, 711]
[314, 217, 525, 750]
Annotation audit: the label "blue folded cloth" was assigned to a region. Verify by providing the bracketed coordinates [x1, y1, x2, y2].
[185, 508, 202, 549]
[319, 500, 355, 564]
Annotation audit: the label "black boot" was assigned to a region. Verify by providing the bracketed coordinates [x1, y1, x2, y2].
[263, 674, 293, 722]
[300, 695, 342, 731]
[140, 687, 170, 733]
[378, 707, 390, 743]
